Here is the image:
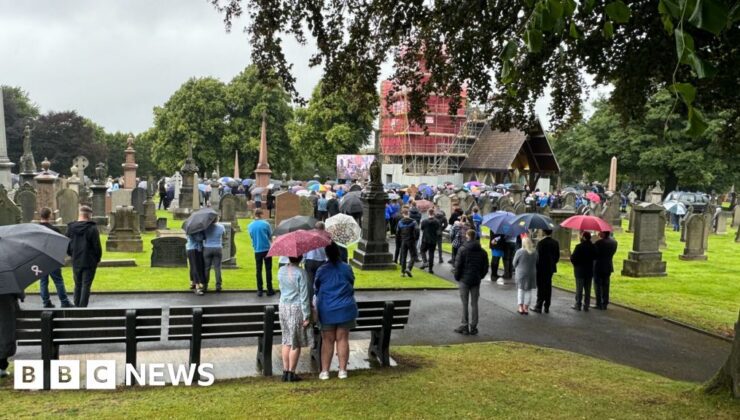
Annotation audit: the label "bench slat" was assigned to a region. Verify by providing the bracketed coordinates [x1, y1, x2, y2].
[170, 305, 274, 316]
[18, 308, 162, 317]
[169, 313, 267, 326]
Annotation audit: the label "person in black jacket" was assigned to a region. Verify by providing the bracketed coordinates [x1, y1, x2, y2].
[397, 209, 418, 277]
[419, 209, 441, 273]
[38, 207, 73, 308]
[434, 210, 448, 264]
[454, 230, 489, 335]
[532, 230, 560, 313]
[570, 231, 596, 311]
[593, 231, 618, 310]
[66, 205, 102, 307]
[0, 293, 21, 378]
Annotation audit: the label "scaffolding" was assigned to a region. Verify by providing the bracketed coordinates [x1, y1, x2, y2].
[379, 80, 487, 176]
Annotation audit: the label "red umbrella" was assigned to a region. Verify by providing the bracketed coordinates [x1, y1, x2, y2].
[560, 215, 613, 232]
[585, 191, 601, 203]
[267, 229, 332, 258]
[415, 199, 434, 212]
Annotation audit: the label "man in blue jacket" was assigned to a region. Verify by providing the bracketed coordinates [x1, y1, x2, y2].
[248, 209, 274, 296]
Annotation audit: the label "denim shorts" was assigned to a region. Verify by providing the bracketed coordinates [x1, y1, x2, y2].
[320, 319, 357, 331]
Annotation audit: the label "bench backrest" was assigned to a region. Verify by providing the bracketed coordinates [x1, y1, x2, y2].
[16, 308, 163, 346]
[168, 304, 279, 341]
[354, 300, 411, 331]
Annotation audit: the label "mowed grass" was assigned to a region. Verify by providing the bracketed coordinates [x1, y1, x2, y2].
[26, 211, 452, 293]
[2, 342, 738, 419]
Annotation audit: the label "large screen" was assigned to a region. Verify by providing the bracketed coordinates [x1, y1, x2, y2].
[336, 154, 375, 181]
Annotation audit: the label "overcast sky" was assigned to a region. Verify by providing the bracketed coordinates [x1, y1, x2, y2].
[0, 1, 602, 134]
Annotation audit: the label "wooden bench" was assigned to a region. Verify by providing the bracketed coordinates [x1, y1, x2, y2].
[310, 300, 411, 367]
[16, 307, 164, 390]
[167, 304, 279, 376]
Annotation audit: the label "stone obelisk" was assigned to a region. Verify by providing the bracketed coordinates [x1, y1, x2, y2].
[254, 112, 272, 200]
[608, 156, 617, 192]
[233, 150, 240, 179]
[174, 139, 199, 220]
[19, 125, 38, 187]
[0, 88, 15, 189]
[122, 135, 138, 189]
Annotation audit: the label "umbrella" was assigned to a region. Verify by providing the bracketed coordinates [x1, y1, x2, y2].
[560, 215, 613, 232]
[267, 229, 332, 258]
[326, 180, 337, 185]
[388, 193, 400, 200]
[182, 208, 218, 235]
[663, 201, 687, 215]
[219, 177, 235, 184]
[296, 190, 311, 197]
[510, 213, 557, 231]
[241, 179, 254, 186]
[291, 185, 306, 193]
[274, 215, 319, 236]
[339, 192, 363, 214]
[325, 214, 362, 246]
[251, 187, 265, 196]
[137, 180, 147, 189]
[385, 182, 401, 190]
[415, 199, 434, 212]
[585, 192, 601, 203]
[307, 180, 320, 187]
[482, 211, 518, 236]
[0, 224, 69, 294]
[464, 181, 482, 188]
[308, 183, 320, 192]
[488, 191, 503, 198]
[198, 183, 207, 192]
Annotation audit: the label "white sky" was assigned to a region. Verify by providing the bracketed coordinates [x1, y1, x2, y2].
[0, 0, 607, 134]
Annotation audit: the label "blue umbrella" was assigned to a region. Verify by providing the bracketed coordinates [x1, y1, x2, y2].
[307, 180, 320, 187]
[510, 213, 557, 231]
[385, 182, 402, 190]
[482, 211, 517, 235]
[308, 183, 320, 192]
[219, 177, 235, 185]
[242, 178, 254, 186]
[198, 183, 207, 192]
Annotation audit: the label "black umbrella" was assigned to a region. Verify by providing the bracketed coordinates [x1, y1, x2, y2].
[510, 213, 557, 232]
[274, 215, 318, 236]
[339, 192, 363, 214]
[182, 208, 219, 235]
[0, 224, 69, 294]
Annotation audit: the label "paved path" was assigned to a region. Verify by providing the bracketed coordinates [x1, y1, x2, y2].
[18, 256, 730, 383]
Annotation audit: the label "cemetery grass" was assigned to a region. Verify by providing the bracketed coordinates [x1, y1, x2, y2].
[25, 212, 452, 293]
[3, 342, 739, 419]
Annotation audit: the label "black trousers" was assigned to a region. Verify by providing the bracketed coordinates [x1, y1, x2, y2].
[72, 267, 97, 307]
[535, 270, 554, 310]
[304, 259, 325, 299]
[394, 235, 402, 263]
[420, 241, 436, 271]
[436, 238, 443, 262]
[593, 272, 611, 308]
[254, 251, 274, 292]
[503, 243, 515, 279]
[574, 276, 592, 308]
[187, 249, 206, 287]
[399, 242, 417, 272]
[490, 255, 502, 278]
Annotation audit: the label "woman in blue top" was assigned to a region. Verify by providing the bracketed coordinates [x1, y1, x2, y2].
[314, 242, 358, 380]
[278, 256, 312, 382]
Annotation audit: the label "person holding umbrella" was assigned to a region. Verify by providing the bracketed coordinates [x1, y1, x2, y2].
[66, 205, 102, 307]
[570, 231, 597, 311]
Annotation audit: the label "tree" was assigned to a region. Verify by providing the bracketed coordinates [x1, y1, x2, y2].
[32, 111, 108, 175]
[150, 77, 229, 174]
[704, 310, 740, 398]
[1, 86, 40, 166]
[210, 0, 738, 134]
[553, 91, 739, 193]
[289, 82, 377, 177]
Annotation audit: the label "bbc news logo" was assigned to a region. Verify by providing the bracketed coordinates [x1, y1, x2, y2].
[14, 360, 215, 390]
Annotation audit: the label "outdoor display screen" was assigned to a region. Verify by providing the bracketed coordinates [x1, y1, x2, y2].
[336, 154, 375, 181]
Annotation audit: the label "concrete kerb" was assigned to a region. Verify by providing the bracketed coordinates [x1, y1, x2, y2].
[24, 286, 458, 296]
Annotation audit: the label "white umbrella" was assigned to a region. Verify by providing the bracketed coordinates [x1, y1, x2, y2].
[325, 214, 361, 247]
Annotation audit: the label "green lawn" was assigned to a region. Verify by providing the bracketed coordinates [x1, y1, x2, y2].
[2, 342, 738, 419]
[28, 211, 451, 293]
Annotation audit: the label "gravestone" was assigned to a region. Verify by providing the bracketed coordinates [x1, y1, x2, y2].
[170, 171, 182, 210]
[274, 191, 300, 227]
[460, 194, 476, 214]
[679, 213, 707, 261]
[622, 202, 667, 276]
[0, 184, 21, 226]
[658, 209, 667, 249]
[512, 201, 527, 215]
[156, 217, 168, 230]
[498, 196, 514, 214]
[209, 173, 220, 211]
[626, 205, 637, 233]
[192, 173, 200, 211]
[701, 208, 713, 251]
[131, 187, 146, 216]
[714, 210, 729, 234]
[600, 192, 622, 231]
[235, 194, 249, 218]
[508, 184, 525, 205]
[15, 183, 37, 223]
[561, 192, 577, 210]
[221, 222, 238, 269]
[90, 163, 109, 231]
[649, 181, 663, 204]
[736, 226, 740, 243]
[732, 206, 740, 229]
[351, 157, 395, 270]
[34, 160, 58, 218]
[110, 189, 133, 215]
[298, 196, 314, 217]
[550, 208, 575, 260]
[435, 194, 452, 218]
[219, 194, 240, 232]
[150, 237, 187, 267]
[156, 229, 186, 239]
[56, 188, 79, 224]
[106, 205, 143, 252]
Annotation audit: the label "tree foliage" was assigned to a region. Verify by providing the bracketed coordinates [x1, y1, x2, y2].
[553, 90, 739, 193]
[31, 111, 108, 175]
[1, 86, 40, 166]
[210, 0, 738, 134]
[289, 83, 377, 177]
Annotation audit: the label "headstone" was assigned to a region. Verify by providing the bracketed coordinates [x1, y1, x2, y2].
[478, 196, 493, 215]
[732, 206, 740, 229]
[56, 188, 79, 224]
[15, 183, 37, 223]
[679, 213, 707, 261]
[736, 226, 740, 243]
[562, 192, 577, 210]
[622, 202, 667, 277]
[435, 194, 452, 218]
[156, 229, 186, 239]
[714, 210, 729, 234]
[209, 172, 220, 211]
[150, 237, 187, 267]
[235, 194, 249, 218]
[702, 206, 713, 251]
[143, 177, 157, 231]
[122, 136, 138, 189]
[174, 151, 198, 220]
[219, 194, 240, 232]
[626, 204, 637, 233]
[192, 173, 201, 211]
[170, 171, 182, 210]
[106, 205, 143, 252]
[512, 201, 526, 215]
[498, 196, 515, 213]
[156, 217, 168, 230]
[351, 157, 395, 269]
[600, 192, 622, 231]
[221, 222, 238, 269]
[110, 189, 133, 214]
[550, 208, 575, 260]
[19, 125, 38, 187]
[0, 184, 21, 226]
[90, 163, 109, 231]
[460, 194, 476, 214]
[298, 196, 314, 217]
[658, 209, 667, 249]
[34, 159, 58, 218]
[508, 183, 525, 205]
[274, 191, 300, 227]
[649, 181, 663, 204]
[131, 187, 146, 216]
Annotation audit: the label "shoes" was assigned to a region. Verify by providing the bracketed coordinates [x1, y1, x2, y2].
[43, 302, 55, 309]
[267, 290, 276, 296]
[405, 270, 413, 278]
[196, 288, 205, 296]
[401, 271, 406, 278]
[288, 372, 302, 382]
[583, 306, 589, 312]
[61, 302, 74, 308]
[420, 263, 428, 269]
[257, 290, 264, 297]
[469, 327, 479, 336]
[454, 325, 469, 335]
[189, 284, 196, 290]
[571, 305, 581, 311]
[215, 286, 222, 293]
[523, 311, 529, 315]
[282, 371, 289, 382]
[319, 371, 330, 380]
[544, 307, 549, 314]
[531, 307, 542, 313]
[0, 369, 7, 378]
[447, 259, 454, 264]
[428, 269, 434, 274]
[338, 370, 348, 379]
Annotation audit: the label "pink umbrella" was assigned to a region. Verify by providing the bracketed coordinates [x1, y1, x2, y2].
[560, 215, 612, 232]
[585, 192, 601, 203]
[415, 199, 434, 212]
[267, 229, 332, 257]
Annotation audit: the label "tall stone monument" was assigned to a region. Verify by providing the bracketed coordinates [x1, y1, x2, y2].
[209, 170, 220, 210]
[19, 125, 38, 187]
[67, 164, 81, 193]
[253, 112, 272, 201]
[607, 156, 617, 192]
[107, 205, 144, 252]
[33, 158, 58, 221]
[351, 155, 394, 270]
[621, 202, 667, 277]
[0, 88, 15, 189]
[174, 140, 199, 220]
[122, 136, 138, 190]
[90, 162, 109, 230]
